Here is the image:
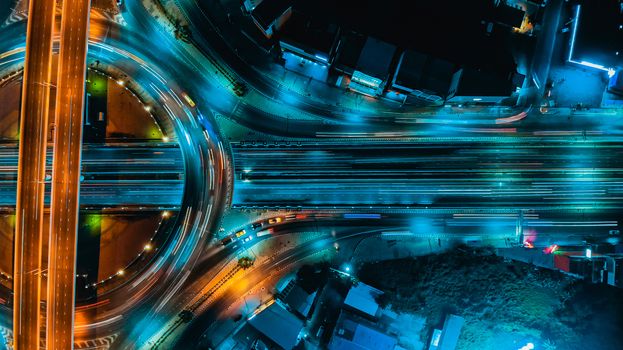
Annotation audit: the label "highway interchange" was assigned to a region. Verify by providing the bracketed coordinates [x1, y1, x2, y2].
[0, 0, 622, 349]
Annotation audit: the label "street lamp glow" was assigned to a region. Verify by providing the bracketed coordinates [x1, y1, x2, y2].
[116, 80, 124, 86]
[144, 243, 152, 251]
[117, 269, 124, 276]
[162, 136, 169, 142]
[162, 211, 170, 218]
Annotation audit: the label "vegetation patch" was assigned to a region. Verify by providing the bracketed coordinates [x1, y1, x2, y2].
[358, 246, 623, 350]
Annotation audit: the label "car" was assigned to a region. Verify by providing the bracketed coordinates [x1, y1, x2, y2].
[235, 229, 247, 238]
[251, 222, 262, 229]
[268, 217, 282, 224]
[221, 236, 235, 245]
[182, 93, 196, 107]
[243, 236, 254, 243]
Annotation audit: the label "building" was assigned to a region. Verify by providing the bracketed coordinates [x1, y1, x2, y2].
[347, 37, 397, 96]
[448, 67, 524, 104]
[251, 0, 293, 38]
[333, 31, 367, 75]
[567, 0, 623, 73]
[492, 3, 526, 29]
[279, 279, 318, 319]
[243, 0, 264, 13]
[278, 12, 340, 65]
[428, 314, 464, 350]
[343, 282, 384, 319]
[498, 246, 623, 288]
[248, 301, 304, 349]
[391, 50, 462, 102]
[328, 311, 397, 350]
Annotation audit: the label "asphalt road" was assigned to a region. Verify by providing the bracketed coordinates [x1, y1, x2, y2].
[0, 145, 184, 206]
[232, 139, 623, 211]
[11, 0, 56, 348]
[1, 0, 622, 349]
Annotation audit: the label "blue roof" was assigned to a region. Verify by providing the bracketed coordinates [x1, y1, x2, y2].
[438, 315, 464, 350]
[344, 282, 383, 318]
[248, 302, 303, 349]
[329, 312, 397, 350]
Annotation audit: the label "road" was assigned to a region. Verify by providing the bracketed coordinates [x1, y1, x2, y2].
[232, 139, 623, 210]
[0, 144, 184, 206]
[1, 1, 623, 349]
[11, 0, 56, 348]
[171, 209, 617, 348]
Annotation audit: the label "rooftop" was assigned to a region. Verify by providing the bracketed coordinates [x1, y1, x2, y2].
[279, 12, 340, 57]
[292, 0, 517, 73]
[252, 0, 293, 30]
[571, 0, 623, 69]
[392, 50, 461, 98]
[329, 311, 397, 350]
[355, 37, 397, 80]
[437, 314, 464, 350]
[248, 301, 303, 350]
[344, 282, 383, 318]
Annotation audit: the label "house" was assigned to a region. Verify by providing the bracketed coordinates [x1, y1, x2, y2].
[279, 12, 340, 65]
[348, 37, 397, 96]
[447, 67, 524, 104]
[279, 279, 318, 319]
[251, 0, 293, 38]
[333, 31, 367, 75]
[429, 314, 464, 350]
[328, 311, 397, 350]
[248, 301, 304, 349]
[344, 282, 384, 319]
[391, 50, 462, 101]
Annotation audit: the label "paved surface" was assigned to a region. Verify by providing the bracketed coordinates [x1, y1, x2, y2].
[0, 144, 184, 206]
[47, 0, 93, 346]
[12, 0, 56, 348]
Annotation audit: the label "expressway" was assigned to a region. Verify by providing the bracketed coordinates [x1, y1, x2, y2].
[2, 1, 623, 349]
[12, 0, 56, 348]
[0, 145, 184, 206]
[47, 0, 91, 345]
[232, 139, 623, 211]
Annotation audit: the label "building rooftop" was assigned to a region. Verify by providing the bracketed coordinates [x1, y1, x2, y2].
[344, 282, 383, 318]
[248, 301, 303, 350]
[437, 314, 464, 350]
[329, 311, 397, 350]
[571, 0, 623, 69]
[392, 50, 460, 98]
[279, 12, 339, 58]
[252, 0, 293, 30]
[453, 67, 523, 98]
[355, 37, 397, 80]
[281, 281, 317, 318]
[492, 4, 525, 29]
[334, 31, 367, 73]
[291, 0, 517, 73]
